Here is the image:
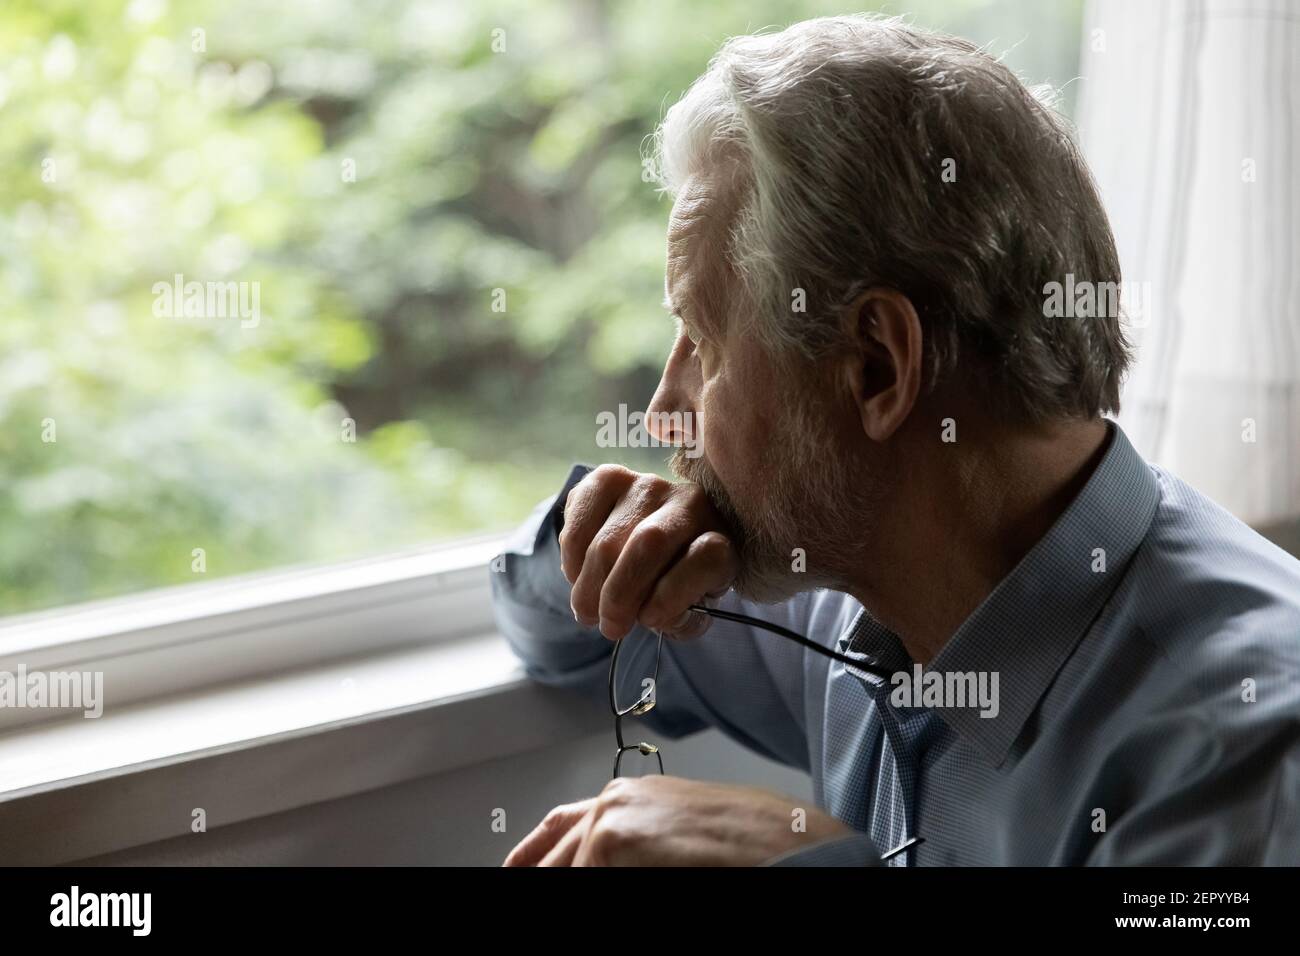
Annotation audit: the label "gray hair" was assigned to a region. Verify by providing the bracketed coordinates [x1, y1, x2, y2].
[649, 14, 1129, 423]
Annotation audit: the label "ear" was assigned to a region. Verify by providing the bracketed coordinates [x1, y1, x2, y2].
[841, 288, 923, 442]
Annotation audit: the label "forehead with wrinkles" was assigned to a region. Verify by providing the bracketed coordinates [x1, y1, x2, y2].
[665, 169, 742, 340]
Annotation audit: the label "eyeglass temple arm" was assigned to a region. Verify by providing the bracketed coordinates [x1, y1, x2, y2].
[684, 604, 923, 858]
[687, 604, 897, 681]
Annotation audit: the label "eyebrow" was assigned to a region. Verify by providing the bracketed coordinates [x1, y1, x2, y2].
[663, 292, 696, 323]
[662, 294, 696, 338]
[662, 293, 684, 326]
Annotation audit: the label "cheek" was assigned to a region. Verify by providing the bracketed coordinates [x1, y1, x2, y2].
[696, 363, 771, 498]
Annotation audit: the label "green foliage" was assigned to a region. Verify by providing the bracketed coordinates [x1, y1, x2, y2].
[0, 0, 1080, 615]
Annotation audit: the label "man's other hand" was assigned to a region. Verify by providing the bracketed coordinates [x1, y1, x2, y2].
[501, 776, 852, 866]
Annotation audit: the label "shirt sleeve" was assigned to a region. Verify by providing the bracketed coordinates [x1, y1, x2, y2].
[488, 463, 816, 771]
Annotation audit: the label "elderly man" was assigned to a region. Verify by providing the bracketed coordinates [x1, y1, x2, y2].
[489, 15, 1300, 866]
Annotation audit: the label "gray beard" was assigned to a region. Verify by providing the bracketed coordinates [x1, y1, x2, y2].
[668, 424, 859, 605]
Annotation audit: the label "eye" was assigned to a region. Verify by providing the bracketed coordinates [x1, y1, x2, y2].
[676, 315, 700, 349]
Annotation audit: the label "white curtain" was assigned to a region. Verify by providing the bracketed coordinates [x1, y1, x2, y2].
[1076, 0, 1300, 527]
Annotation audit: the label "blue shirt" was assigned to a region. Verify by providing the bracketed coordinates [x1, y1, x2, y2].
[489, 422, 1300, 864]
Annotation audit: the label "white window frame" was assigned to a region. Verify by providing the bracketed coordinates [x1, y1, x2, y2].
[0, 534, 507, 735]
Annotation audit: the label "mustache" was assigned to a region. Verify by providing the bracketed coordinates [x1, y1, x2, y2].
[668, 447, 748, 550]
[668, 444, 713, 490]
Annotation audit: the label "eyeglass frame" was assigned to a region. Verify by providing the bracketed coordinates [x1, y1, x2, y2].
[608, 629, 665, 778]
[604, 601, 923, 862]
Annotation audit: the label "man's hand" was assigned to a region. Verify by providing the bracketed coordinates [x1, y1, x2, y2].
[501, 775, 853, 866]
[559, 464, 738, 640]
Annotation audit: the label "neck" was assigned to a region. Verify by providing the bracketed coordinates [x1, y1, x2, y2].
[844, 416, 1111, 665]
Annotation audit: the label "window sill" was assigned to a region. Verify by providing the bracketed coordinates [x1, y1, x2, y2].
[0, 630, 607, 865]
[0, 535, 512, 734]
[0, 535, 612, 865]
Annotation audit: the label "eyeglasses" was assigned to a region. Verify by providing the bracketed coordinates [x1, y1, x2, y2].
[606, 601, 923, 861]
[606, 602, 898, 780]
[608, 630, 665, 778]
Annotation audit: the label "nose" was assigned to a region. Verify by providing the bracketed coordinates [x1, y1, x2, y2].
[645, 333, 699, 449]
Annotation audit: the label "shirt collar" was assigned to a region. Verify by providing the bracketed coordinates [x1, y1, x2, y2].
[838, 420, 1161, 768]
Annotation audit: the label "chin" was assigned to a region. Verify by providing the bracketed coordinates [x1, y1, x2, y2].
[730, 559, 822, 606]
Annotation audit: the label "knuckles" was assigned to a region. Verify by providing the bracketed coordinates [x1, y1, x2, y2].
[586, 534, 623, 570]
[591, 462, 634, 482]
[590, 776, 670, 861]
[600, 776, 634, 800]
[625, 521, 670, 556]
[585, 781, 645, 862]
[564, 465, 733, 637]
[540, 808, 568, 831]
[583, 818, 623, 865]
[539, 801, 582, 833]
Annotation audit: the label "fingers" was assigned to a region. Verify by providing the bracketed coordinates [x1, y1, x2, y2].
[637, 531, 738, 638]
[538, 810, 595, 867]
[502, 799, 596, 867]
[596, 509, 696, 640]
[569, 474, 670, 630]
[560, 466, 738, 640]
[658, 605, 713, 641]
[558, 465, 636, 587]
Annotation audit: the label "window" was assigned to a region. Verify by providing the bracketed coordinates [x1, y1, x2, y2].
[2, 0, 1083, 619]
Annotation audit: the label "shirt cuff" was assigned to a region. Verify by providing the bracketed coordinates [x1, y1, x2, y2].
[550, 462, 592, 539]
[490, 463, 591, 620]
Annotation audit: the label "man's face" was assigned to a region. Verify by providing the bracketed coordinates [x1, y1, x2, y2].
[646, 169, 865, 603]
